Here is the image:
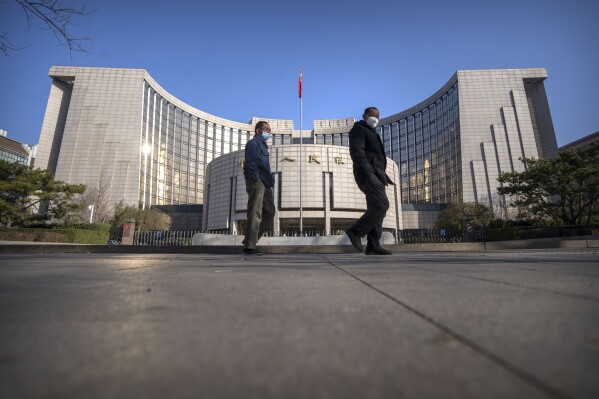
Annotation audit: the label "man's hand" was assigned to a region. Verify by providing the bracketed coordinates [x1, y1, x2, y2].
[367, 173, 385, 189]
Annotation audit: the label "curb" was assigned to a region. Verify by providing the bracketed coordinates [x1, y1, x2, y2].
[0, 236, 598, 254]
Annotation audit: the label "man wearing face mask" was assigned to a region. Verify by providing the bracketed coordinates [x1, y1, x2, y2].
[346, 107, 394, 255]
[242, 121, 276, 255]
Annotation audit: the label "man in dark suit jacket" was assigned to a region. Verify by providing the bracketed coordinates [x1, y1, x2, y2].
[345, 107, 394, 255]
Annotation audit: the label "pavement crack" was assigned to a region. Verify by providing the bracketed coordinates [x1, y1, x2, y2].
[398, 264, 599, 303]
[114, 266, 154, 271]
[321, 256, 573, 399]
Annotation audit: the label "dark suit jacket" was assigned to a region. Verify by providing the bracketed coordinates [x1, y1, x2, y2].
[243, 134, 275, 188]
[348, 120, 394, 186]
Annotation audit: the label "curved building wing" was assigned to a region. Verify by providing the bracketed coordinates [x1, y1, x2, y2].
[377, 69, 557, 215]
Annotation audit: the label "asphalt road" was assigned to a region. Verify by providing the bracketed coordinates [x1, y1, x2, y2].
[1, 250, 598, 399]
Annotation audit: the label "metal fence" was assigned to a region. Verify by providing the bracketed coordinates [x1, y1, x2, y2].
[132, 230, 200, 246]
[399, 229, 490, 243]
[400, 229, 463, 244]
[107, 229, 486, 246]
[109, 229, 388, 246]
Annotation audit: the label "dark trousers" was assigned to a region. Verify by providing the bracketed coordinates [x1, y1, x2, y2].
[243, 178, 275, 249]
[351, 178, 389, 247]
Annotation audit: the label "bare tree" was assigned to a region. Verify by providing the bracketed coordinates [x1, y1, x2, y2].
[1, 0, 96, 56]
[74, 172, 113, 223]
[110, 202, 171, 232]
[0, 32, 26, 55]
[478, 192, 510, 220]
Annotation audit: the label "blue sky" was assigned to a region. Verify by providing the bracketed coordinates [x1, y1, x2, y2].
[1, 0, 598, 147]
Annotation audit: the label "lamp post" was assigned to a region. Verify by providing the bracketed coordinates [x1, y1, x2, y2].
[462, 214, 474, 242]
[88, 204, 94, 224]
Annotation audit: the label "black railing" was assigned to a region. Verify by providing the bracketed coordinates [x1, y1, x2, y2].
[400, 229, 463, 244]
[107, 229, 487, 246]
[133, 230, 200, 246]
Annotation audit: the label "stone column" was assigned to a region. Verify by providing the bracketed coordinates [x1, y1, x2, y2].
[324, 172, 331, 235]
[273, 172, 280, 234]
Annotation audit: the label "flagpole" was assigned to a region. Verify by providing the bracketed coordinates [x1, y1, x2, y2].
[299, 67, 303, 235]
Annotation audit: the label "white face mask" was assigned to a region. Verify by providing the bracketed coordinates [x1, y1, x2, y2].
[261, 131, 271, 141]
[366, 116, 379, 129]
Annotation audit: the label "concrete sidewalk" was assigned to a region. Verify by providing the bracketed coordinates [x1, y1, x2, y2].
[1, 250, 598, 398]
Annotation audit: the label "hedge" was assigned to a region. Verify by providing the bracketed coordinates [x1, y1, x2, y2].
[0, 229, 68, 242]
[68, 223, 111, 232]
[518, 226, 597, 240]
[51, 229, 109, 244]
[479, 225, 598, 242]
[484, 227, 519, 242]
[0, 228, 108, 244]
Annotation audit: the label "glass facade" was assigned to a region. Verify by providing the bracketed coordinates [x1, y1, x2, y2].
[273, 134, 293, 145]
[315, 83, 461, 205]
[140, 81, 251, 208]
[0, 149, 28, 165]
[381, 83, 461, 204]
[140, 80, 460, 208]
[315, 133, 349, 146]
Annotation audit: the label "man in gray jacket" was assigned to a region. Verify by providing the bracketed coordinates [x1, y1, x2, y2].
[345, 107, 394, 255]
[242, 121, 275, 255]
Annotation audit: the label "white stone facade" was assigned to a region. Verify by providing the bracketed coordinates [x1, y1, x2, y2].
[203, 145, 402, 235]
[37, 67, 146, 207]
[457, 69, 558, 209]
[35, 66, 558, 230]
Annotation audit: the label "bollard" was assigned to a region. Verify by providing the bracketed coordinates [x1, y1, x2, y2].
[122, 220, 136, 245]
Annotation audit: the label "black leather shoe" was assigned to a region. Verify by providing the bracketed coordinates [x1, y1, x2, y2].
[345, 228, 363, 252]
[243, 248, 263, 255]
[365, 245, 392, 255]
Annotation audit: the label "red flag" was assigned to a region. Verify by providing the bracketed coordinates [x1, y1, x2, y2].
[298, 68, 302, 98]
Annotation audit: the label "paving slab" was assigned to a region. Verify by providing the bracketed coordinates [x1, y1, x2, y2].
[0, 250, 598, 399]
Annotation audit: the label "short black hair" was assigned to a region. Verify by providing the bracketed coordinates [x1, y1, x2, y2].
[363, 107, 379, 116]
[255, 120, 268, 134]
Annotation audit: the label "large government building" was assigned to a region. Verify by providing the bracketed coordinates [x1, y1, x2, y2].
[35, 66, 558, 233]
